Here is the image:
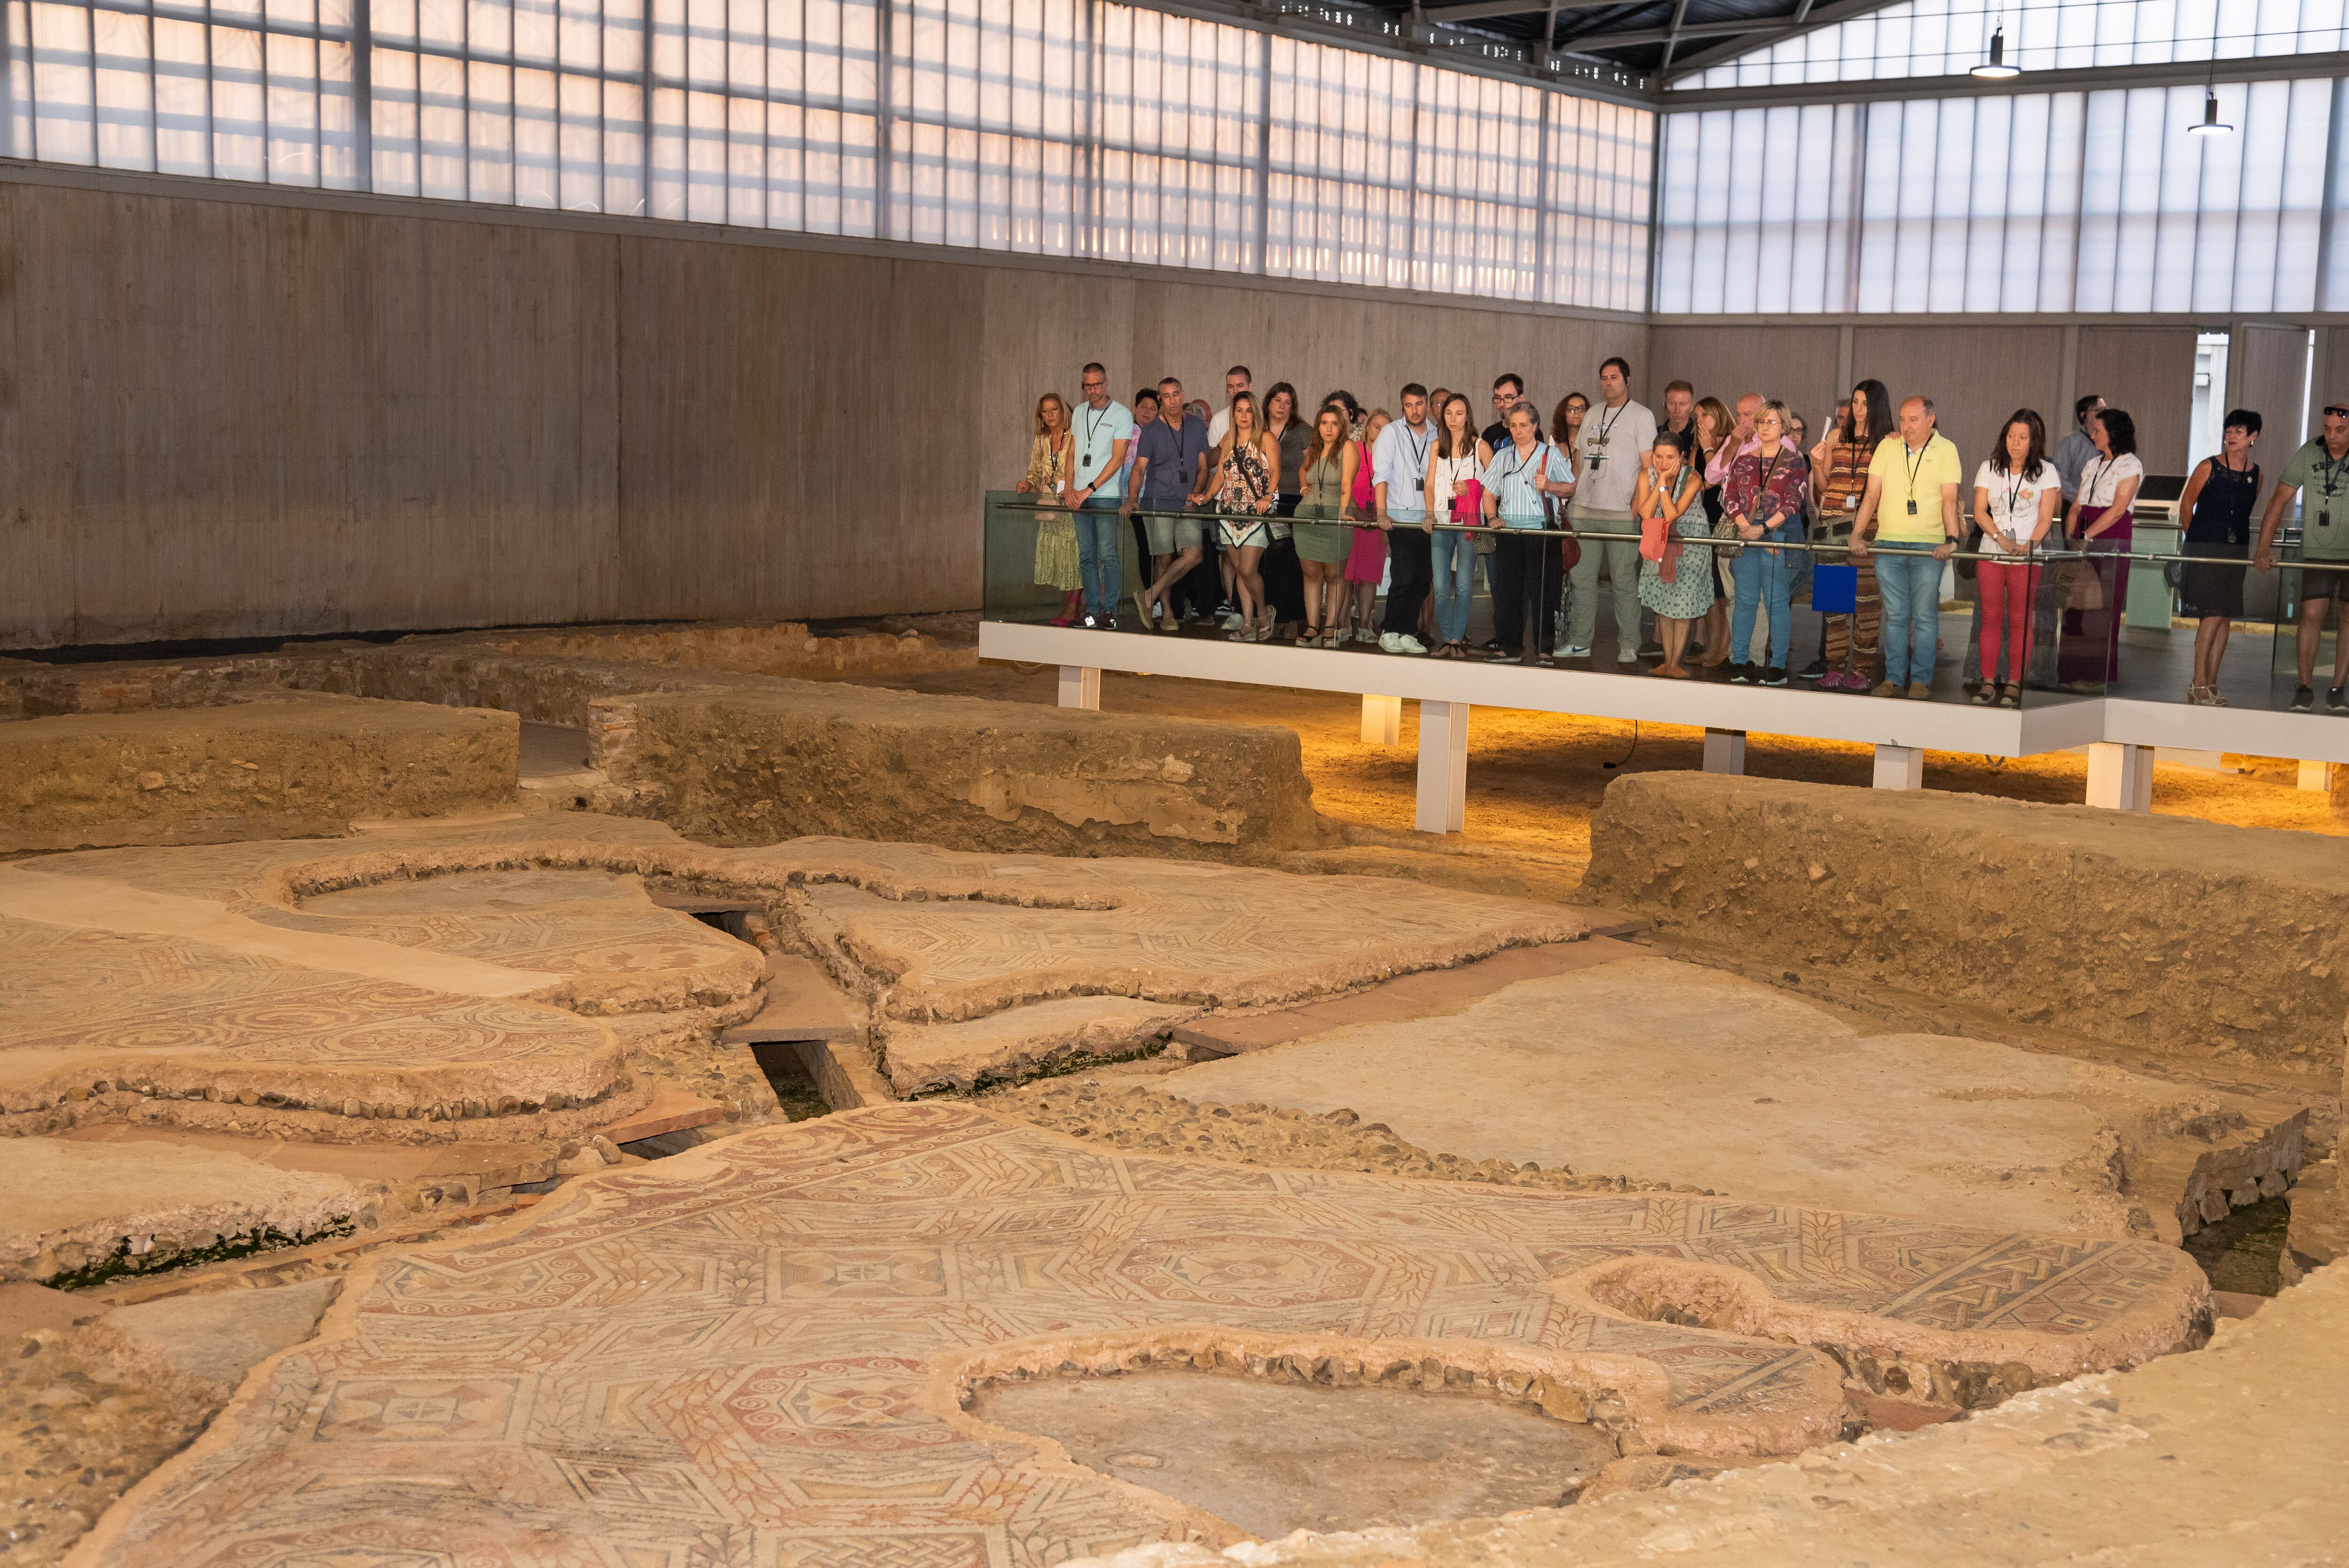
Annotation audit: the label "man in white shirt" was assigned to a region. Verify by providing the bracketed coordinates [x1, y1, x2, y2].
[1372, 383, 1436, 654]
[1561, 356, 1658, 663]
[1206, 365, 1253, 445]
[1067, 361, 1135, 630]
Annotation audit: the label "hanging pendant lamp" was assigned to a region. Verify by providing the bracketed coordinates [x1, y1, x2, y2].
[1970, 26, 2019, 79]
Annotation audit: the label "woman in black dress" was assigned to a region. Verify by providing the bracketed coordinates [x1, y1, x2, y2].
[2177, 409, 2264, 706]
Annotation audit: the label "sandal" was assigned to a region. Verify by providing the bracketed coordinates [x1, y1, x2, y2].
[1322, 629, 1343, 649]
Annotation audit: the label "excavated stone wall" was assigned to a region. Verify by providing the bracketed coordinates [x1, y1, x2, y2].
[4, 635, 1335, 860]
[0, 693, 517, 854]
[1582, 772, 2349, 1082]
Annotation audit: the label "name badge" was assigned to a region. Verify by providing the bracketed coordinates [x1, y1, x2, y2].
[1843, 493, 1858, 510]
[1906, 500, 1919, 515]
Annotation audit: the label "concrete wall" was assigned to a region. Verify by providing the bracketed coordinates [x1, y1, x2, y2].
[0, 166, 1644, 652]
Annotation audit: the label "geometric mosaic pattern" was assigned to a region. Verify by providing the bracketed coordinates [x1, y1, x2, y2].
[78, 1104, 2207, 1568]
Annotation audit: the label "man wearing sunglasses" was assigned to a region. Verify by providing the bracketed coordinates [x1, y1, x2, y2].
[2256, 401, 2349, 712]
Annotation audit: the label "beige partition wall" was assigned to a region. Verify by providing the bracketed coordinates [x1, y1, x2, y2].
[1849, 325, 2066, 472]
[2075, 327, 2198, 475]
[1646, 325, 1842, 437]
[0, 168, 1644, 651]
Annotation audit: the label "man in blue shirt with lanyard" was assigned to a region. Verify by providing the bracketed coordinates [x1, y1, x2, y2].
[1373, 383, 1436, 655]
[2255, 400, 2349, 710]
[1067, 362, 1136, 630]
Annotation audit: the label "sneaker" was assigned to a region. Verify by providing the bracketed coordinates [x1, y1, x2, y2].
[1970, 688, 1994, 706]
[1082, 613, 1101, 629]
[1797, 658, 1828, 682]
[1479, 638, 1506, 652]
[1102, 616, 1119, 631]
[1392, 634, 1428, 655]
[1562, 645, 1593, 660]
[1617, 651, 1641, 666]
[1638, 640, 1665, 659]
[1907, 682, 1932, 701]
[2293, 685, 2315, 712]
[1379, 633, 1402, 653]
[1762, 666, 1788, 687]
[1729, 664, 1753, 685]
[2333, 686, 2348, 714]
[1871, 680, 1903, 699]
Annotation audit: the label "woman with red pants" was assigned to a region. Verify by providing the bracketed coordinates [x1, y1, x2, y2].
[2060, 407, 2144, 690]
[1970, 410, 2062, 708]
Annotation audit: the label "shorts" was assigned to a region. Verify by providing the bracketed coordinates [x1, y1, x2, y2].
[1219, 516, 1271, 550]
[1144, 508, 1206, 555]
[2298, 562, 2349, 602]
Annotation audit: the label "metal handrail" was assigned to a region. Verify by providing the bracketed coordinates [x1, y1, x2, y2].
[993, 497, 2349, 571]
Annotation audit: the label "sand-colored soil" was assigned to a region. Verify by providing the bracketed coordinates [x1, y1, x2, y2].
[867, 664, 2349, 869]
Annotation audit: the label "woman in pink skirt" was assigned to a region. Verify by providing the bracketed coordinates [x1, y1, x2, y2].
[1342, 409, 1391, 643]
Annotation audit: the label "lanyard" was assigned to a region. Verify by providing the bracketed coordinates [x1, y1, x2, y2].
[1591, 402, 1627, 451]
[2005, 469, 2026, 527]
[2088, 455, 2119, 505]
[1406, 423, 1430, 473]
[1082, 404, 1113, 464]
[2315, 447, 2348, 499]
[1904, 439, 1930, 505]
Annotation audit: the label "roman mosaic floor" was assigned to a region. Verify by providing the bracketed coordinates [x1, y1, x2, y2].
[0, 815, 1598, 1147]
[73, 1102, 2210, 1568]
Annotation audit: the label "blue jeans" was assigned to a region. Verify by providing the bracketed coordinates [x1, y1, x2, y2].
[1875, 545, 1945, 687]
[1074, 497, 1123, 619]
[1431, 524, 1476, 644]
[1729, 522, 1802, 669]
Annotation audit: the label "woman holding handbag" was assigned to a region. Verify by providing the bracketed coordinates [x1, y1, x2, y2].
[1635, 432, 1713, 677]
[1423, 393, 1491, 659]
[1190, 391, 1280, 642]
[1721, 401, 1811, 686]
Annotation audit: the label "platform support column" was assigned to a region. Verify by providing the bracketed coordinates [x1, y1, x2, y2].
[2299, 760, 2334, 793]
[1702, 728, 1746, 775]
[1361, 694, 1402, 746]
[1057, 665, 1100, 711]
[1872, 744, 1924, 791]
[2086, 741, 2154, 811]
[1415, 700, 1469, 833]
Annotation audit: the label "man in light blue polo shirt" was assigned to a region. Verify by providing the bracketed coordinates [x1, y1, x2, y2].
[1067, 362, 1136, 629]
[1372, 382, 1436, 655]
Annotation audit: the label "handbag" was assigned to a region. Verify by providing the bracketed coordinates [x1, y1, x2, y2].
[1710, 511, 1745, 560]
[2061, 556, 2106, 612]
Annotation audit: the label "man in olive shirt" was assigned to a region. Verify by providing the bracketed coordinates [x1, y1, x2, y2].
[1851, 396, 1963, 700]
[2254, 400, 2349, 710]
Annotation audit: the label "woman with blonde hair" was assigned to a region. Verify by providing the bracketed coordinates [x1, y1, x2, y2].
[1015, 391, 1081, 625]
[1291, 402, 1361, 646]
[1721, 399, 1811, 684]
[1190, 390, 1281, 641]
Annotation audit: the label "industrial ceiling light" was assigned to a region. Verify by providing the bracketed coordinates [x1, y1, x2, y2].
[2186, 11, 2232, 135]
[1970, 26, 2019, 78]
[2187, 86, 2232, 135]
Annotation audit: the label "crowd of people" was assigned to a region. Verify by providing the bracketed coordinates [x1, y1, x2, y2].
[1014, 358, 2349, 709]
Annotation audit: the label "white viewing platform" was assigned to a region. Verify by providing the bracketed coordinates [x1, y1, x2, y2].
[979, 621, 2349, 832]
